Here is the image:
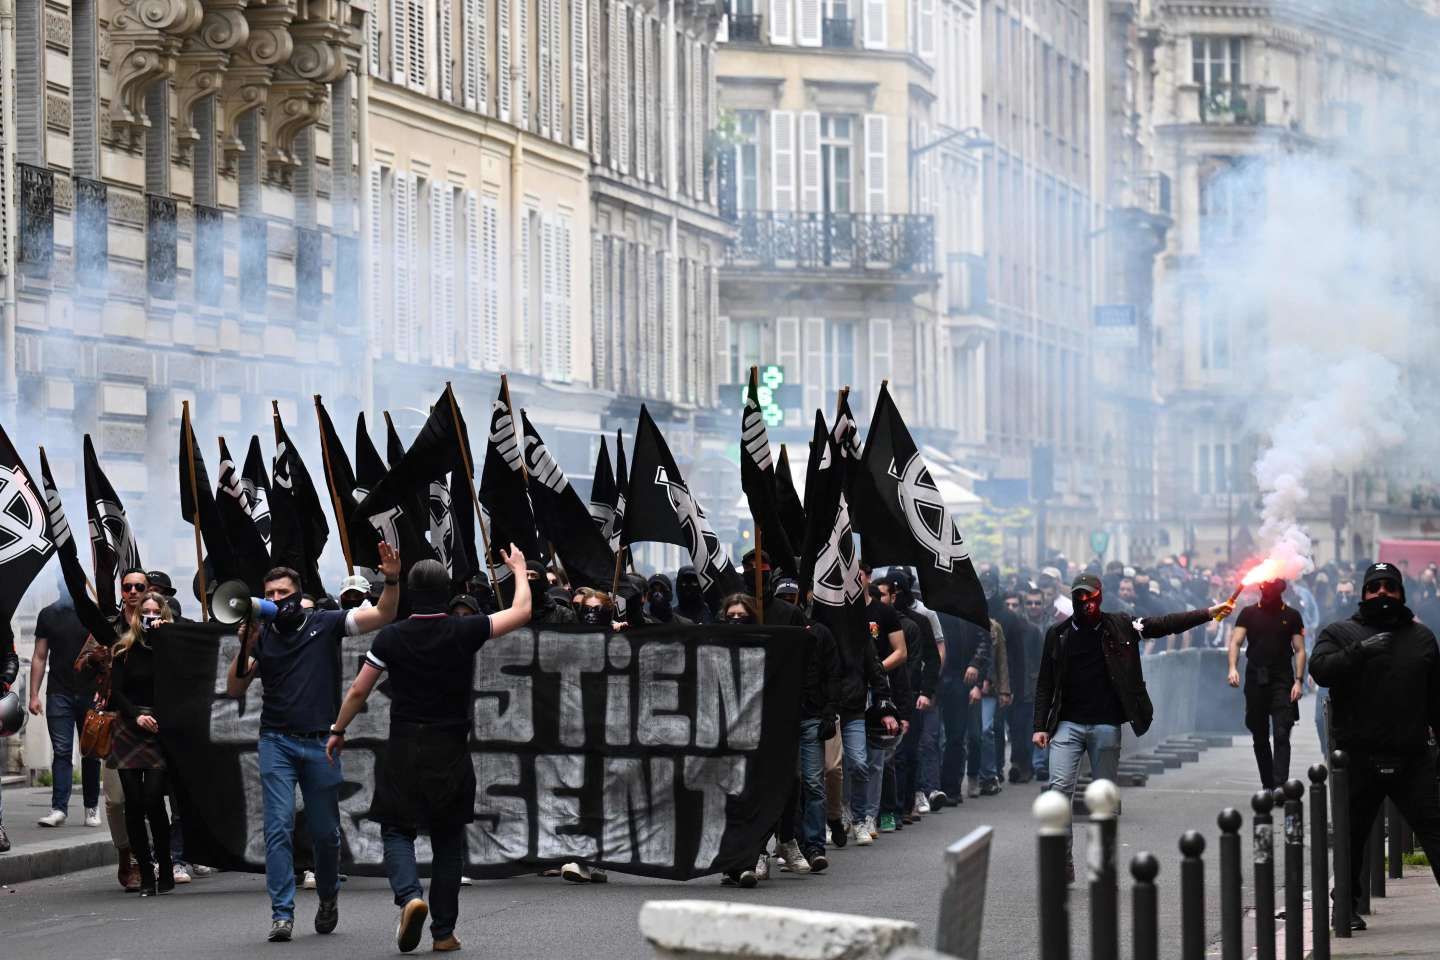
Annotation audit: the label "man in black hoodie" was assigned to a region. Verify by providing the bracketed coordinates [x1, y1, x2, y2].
[526, 561, 576, 625]
[674, 566, 713, 623]
[644, 574, 692, 625]
[1310, 561, 1440, 928]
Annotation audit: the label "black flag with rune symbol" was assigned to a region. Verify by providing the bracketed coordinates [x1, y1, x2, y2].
[38, 447, 112, 642]
[478, 384, 543, 593]
[179, 406, 243, 593]
[84, 434, 142, 617]
[0, 427, 56, 624]
[519, 411, 614, 589]
[214, 437, 272, 594]
[241, 436, 273, 551]
[851, 383, 988, 629]
[269, 413, 329, 598]
[623, 405, 742, 607]
[588, 436, 618, 543]
[740, 369, 798, 578]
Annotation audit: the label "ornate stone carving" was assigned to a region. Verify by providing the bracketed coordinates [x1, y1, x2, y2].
[175, 0, 251, 150]
[220, 2, 295, 168]
[262, 5, 348, 174]
[109, 189, 148, 225]
[102, 0, 205, 147]
[45, 9, 72, 50]
[46, 93, 73, 133]
[53, 172, 75, 212]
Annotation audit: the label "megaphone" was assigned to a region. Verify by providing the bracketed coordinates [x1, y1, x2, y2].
[213, 579, 279, 626]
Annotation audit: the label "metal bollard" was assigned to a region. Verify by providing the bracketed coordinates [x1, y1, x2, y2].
[1034, 790, 1071, 960]
[1387, 798, 1403, 880]
[1085, 780, 1120, 960]
[1309, 764, 1330, 960]
[1217, 808, 1244, 960]
[1331, 750, 1352, 938]
[1368, 805, 1385, 899]
[1252, 790, 1277, 960]
[1283, 779, 1305, 960]
[1131, 852, 1160, 960]
[1180, 831, 1207, 960]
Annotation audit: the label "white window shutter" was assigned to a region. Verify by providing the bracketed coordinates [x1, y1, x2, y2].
[462, 0, 486, 111]
[550, 0, 562, 142]
[864, 0, 886, 49]
[796, 0, 820, 46]
[482, 194, 501, 366]
[690, 40, 703, 200]
[518, 210, 532, 371]
[515, 0, 528, 128]
[769, 0, 792, 44]
[558, 215, 572, 381]
[799, 111, 821, 212]
[408, 0, 427, 92]
[868, 317, 891, 388]
[369, 168, 385, 356]
[645, 248, 659, 396]
[537, 0, 551, 136]
[589, 0, 603, 162]
[391, 0, 408, 83]
[644, 21, 658, 181]
[431, 185, 446, 364]
[465, 191, 483, 367]
[616, 8, 630, 173]
[716, 314, 731, 397]
[497, 0, 511, 121]
[570, 0, 587, 148]
[865, 113, 888, 212]
[771, 110, 795, 211]
[803, 317, 825, 418]
[686, 263, 700, 402]
[917, 0, 934, 58]
[369, 5, 382, 76]
[407, 176, 421, 357]
[591, 233, 606, 386]
[440, 0, 454, 100]
[392, 172, 411, 361]
[540, 216, 554, 378]
[633, 8, 647, 181]
[777, 316, 799, 421]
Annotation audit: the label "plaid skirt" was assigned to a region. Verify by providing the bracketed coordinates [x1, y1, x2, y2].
[108, 712, 166, 770]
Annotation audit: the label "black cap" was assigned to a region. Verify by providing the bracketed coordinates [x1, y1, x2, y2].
[1363, 562, 1403, 595]
[526, 560, 549, 580]
[1071, 573, 1103, 596]
[146, 570, 176, 595]
[774, 577, 800, 597]
[448, 594, 479, 615]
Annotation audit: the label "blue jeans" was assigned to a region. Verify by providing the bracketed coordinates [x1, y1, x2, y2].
[797, 720, 828, 853]
[966, 696, 999, 783]
[259, 732, 343, 920]
[384, 823, 465, 941]
[839, 718, 869, 824]
[1048, 720, 1122, 856]
[47, 690, 101, 812]
[864, 737, 899, 820]
[1314, 684, 1330, 760]
[915, 707, 942, 795]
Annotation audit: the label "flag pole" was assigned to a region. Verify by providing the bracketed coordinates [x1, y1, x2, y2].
[748, 366, 764, 624]
[313, 396, 355, 575]
[444, 382, 502, 598]
[181, 401, 211, 622]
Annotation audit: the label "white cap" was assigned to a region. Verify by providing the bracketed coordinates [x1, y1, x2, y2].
[339, 574, 370, 597]
[1123, 566, 1136, 578]
[1041, 566, 1062, 581]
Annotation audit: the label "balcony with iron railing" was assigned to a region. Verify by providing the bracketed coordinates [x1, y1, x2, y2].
[822, 17, 855, 47]
[723, 210, 934, 276]
[1197, 83, 1266, 125]
[728, 13, 762, 42]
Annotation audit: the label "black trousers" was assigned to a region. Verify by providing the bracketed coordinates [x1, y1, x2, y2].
[118, 768, 172, 882]
[1245, 679, 1297, 790]
[1007, 698, 1034, 778]
[1345, 749, 1440, 905]
[890, 723, 921, 815]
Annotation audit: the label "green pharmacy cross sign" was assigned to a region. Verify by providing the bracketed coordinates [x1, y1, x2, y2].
[741, 365, 787, 427]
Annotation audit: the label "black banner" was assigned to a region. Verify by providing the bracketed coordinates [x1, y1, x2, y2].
[156, 620, 803, 880]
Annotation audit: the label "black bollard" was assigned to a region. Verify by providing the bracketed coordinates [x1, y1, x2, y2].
[1034, 790, 1071, 960]
[1131, 852, 1160, 960]
[1283, 779, 1305, 960]
[1180, 831, 1206, 960]
[1368, 805, 1385, 898]
[1085, 781, 1121, 960]
[1309, 764, 1330, 960]
[1387, 798, 1403, 880]
[1331, 750, 1352, 938]
[1252, 790, 1277, 960]
[1218, 809, 1244, 960]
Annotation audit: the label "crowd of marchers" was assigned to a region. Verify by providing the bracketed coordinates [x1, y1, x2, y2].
[2, 547, 1439, 947]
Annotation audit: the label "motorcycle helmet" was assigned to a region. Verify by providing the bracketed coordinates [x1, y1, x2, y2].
[0, 690, 26, 737]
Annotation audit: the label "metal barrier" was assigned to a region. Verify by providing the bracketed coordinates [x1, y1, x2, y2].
[1085, 781, 1120, 960]
[1283, 780, 1305, 960]
[1218, 809, 1243, 959]
[1252, 790, 1276, 960]
[1179, 831, 1206, 960]
[1309, 765, 1330, 960]
[1331, 750, 1352, 937]
[936, 826, 992, 960]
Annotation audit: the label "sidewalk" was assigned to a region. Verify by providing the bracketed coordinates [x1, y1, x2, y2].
[0, 781, 118, 886]
[1329, 873, 1440, 958]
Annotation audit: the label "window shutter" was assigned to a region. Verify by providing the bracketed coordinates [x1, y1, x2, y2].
[645, 248, 659, 396]
[868, 317, 891, 389]
[482, 194, 501, 366]
[777, 316, 800, 423]
[796, 0, 820, 46]
[803, 317, 825, 418]
[769, 0, 791, 44]
[391, 0, 408, 83]
[589, 0, 602, 162]
[591, 233, 606, 386]
[715, 314, 731, 401]
[465, 191, 483, 367]
[392, 172, 412, 361]
[558, 214, 572, 381]
[430, 186, 456, 366]
[439, 0, 453, 100]
[690, 40, 703, 200]
[462, 0, 485, 110]
[570, 0, 587, 148]
[771, 111, 795, 211]
[645, 22, 658, 181]
[369, 5, 382, 76]
[540, 215, 555, 378]
[686, 262, 700, 402]
[917, 0, 934, 58]
[799, 111, 820, 212]
[518, 209, 532, 371]
[408, 0, 428, 91]
[496, 0, 511, 120]
[609, 239, 624, 390]
[633, 8, 647, 181]
[616, 7, 630, 173]
[369, 168, 386, 358]
[550, 0, 562, 142]
[407, 175, 421, 357]
[864, 0, 885, 48]
[537, 0, 551, 136]
[514, 0, 528, 127]
[865, 113, 887, 212]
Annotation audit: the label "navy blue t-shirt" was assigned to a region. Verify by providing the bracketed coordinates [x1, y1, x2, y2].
[256, 610, 354, 733]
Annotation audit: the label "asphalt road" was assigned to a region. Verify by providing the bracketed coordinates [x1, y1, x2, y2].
[0, 719, 1328, 960]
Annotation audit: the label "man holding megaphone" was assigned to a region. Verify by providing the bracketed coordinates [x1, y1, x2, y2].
[225, 540, 402, 944]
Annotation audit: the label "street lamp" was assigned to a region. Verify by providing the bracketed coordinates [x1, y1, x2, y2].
[909, 126, 994, 159]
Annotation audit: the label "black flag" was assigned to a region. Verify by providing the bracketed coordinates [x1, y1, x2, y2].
[852, 383, 988, 629]
[623, 406, 742, 606]
[349, 412, 436, 575]
[0, 427, 56, 623]
[84, 434, 142, 616]
[588, 437, 618, 541]
[519, 411, 614, 589]
[611, 430, 628, 553]
[241, 437, 273, 550]
[314, 401, 382, 571]
[775, 444, 806, 556]
[354, 413, 388, 495]
[179, 406, 239, 594]
[448, 467, 480, 588]
[740, 369, 798, 577]
[216, 438, 272, 594]
[38, 447, 112, 642]
[270, 414, 329, 598]
[477, 385, 542, 589]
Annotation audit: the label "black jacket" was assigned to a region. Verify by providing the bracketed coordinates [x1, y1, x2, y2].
[802, 622, 841, 721]
[898, 606, 941, 700]
[1034, 609, 1212, 737]
[829, 619, 893, 720]
[1309, 609, 1440, 756]
[938, 612, 991, 682]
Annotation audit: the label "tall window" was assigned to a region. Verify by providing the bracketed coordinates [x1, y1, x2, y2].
[16, 0, 44, 164]
[1200, 311, 1229, 371]
[1192, 37, 1242, 93]
[72, 0, 100, 177]
[734, 111, 761, 212]
[820, 114, 853, 214]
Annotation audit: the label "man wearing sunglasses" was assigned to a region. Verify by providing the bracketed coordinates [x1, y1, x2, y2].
[1033, 573, 1235, 880]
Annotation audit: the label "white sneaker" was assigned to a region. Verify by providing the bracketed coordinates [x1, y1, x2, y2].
[914, 792, 931, 815]
[172, 863, 192, 884]
[37, 809, 67, 828]
[191, 864, 216, 877]
[754, 854, 770, 881]
[84, 807, 101, 827]
[560, 862, 592, 883]
[302, 870, 317, 890]
[459, 875, 473, 886]
[777, 840, 811, 874]
[850, 821, 874, 847]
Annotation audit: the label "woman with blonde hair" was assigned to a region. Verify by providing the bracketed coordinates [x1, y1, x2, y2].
[109, 590, 175, 896]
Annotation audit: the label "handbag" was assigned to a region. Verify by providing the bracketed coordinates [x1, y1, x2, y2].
[79, 668, 118, 759]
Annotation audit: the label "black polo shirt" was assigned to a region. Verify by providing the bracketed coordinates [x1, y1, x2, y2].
[1236, 602, 1304, 682]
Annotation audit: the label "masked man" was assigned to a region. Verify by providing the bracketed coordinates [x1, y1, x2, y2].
[1226, 579, 1305, 789]
[1310, 561, 1440, 931]
[1033, 573, 1234, 880]
[227, 542, 402, 943]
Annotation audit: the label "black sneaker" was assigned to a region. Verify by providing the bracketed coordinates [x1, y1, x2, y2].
[1349, 914, 1367, 932]
[268, 919, 294, 943]
[828, 819, 848, 847]
[396, 898, 428, 953]
[980, 780, 1003, 796]
[806, 850, 829, 873]
[315, 896, 338, 935]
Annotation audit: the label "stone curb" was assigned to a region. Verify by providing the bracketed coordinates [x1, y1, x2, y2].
[0, 836, 118, 887]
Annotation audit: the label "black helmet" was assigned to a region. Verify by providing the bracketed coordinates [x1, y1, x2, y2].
[0, 690, 26, 737]
[407, 558, 450, 594]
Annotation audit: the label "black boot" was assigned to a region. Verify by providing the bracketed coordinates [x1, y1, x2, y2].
[138, 859, 158, 897]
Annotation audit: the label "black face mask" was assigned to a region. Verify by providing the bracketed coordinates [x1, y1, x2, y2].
[529, 580, 547, 613]
[579, 605, 609, 626]
[1359, 594, 1405, 625]
[274, 595, 306, 630]
[649, 591, 672, 620]
[676, 582, 703, 608]
[1073, 591, 1103, 628]
[1260, 584, 1285, 609]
